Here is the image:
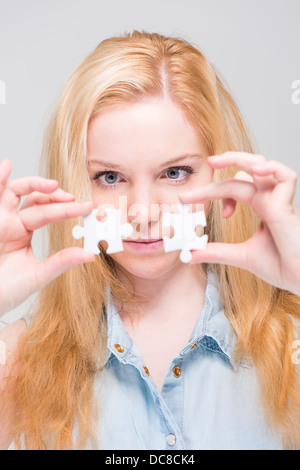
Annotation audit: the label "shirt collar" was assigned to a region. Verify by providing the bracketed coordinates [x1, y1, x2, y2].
[180, 266, 248, 368]
[102, 266, 250, 369]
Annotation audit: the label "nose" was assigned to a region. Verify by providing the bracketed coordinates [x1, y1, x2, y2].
[127, 185, 161, 240]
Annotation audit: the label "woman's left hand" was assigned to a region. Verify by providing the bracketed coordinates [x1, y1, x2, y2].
[178, 151, 300, 296]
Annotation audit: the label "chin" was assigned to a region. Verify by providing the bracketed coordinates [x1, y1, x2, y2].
[111, 252, 181, 280]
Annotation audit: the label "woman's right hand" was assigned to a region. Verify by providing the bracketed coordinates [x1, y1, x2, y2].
[0, 158, 96, 317]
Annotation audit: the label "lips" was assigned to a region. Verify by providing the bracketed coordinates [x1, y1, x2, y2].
[127, 239, 162, 243]
[123, 238, 164, 252]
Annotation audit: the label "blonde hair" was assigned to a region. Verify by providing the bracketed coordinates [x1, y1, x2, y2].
[10, 30, 300, 449]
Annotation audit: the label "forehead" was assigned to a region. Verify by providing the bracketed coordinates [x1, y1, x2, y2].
[87, 98, 207, 167]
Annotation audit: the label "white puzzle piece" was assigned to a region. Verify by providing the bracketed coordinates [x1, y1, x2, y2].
[162, 202, 208, 263]
[72, 208, 133, 255]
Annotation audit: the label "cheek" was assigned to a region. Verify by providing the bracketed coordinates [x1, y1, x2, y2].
[91, 193, 100, 207]
[90, 184, 100, 206]
[90, 186, 116, 211]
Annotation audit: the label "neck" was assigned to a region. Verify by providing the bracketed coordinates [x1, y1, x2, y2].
[115, 263, 208, 329]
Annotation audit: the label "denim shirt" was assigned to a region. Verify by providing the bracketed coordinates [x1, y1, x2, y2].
[13, 267, 283, 450]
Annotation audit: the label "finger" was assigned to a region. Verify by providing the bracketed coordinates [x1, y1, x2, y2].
[222, 198, 236, 218]
[179, 178, 256, 205]
[7, 176, 59, 196]
[252, 160, 298, 204]
[207, 151, 267, 172]
[2, 177, 59, 212]
[0, 159, 12, 198]
[35, 247, 96, 290]
[179, 169, 256, 205]
[19, 188, 75, 210]
[19, 200, 94, 231]
[188, 241, 248, 270]
[208, 152, 280, 192]
[221, 171, 253, 218]
[234, 170, 254, 183]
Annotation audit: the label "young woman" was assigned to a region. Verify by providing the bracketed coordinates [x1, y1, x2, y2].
[0, 30, 300, 450]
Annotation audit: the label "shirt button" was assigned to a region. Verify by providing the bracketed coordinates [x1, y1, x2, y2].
[166, 433, 176, 446]
[191, 342, 198, 349]
[114, 344, 124, 353]
[143, 365, 150, 376]
[172, 365, 181, 377]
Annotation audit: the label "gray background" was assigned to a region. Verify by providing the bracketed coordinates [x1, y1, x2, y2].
[0, 0, 299, 325]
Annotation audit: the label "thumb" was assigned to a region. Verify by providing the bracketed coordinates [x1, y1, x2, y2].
[189, 241, 248, 270]
[35, 248, 96, 288]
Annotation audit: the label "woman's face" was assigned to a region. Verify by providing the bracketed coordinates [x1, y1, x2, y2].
[87, 97, 213, 280]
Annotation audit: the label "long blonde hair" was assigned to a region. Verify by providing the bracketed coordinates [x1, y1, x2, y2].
[11, 30, 300, 449]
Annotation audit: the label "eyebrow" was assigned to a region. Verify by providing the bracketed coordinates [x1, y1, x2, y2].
[87, 153, 205, 170]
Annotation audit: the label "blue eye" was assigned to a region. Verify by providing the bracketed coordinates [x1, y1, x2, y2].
[92, 170, 122, 188]
[101, 171, 120, 185]
[165, 167, 193, 181]
[92, 165, 195, 189]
